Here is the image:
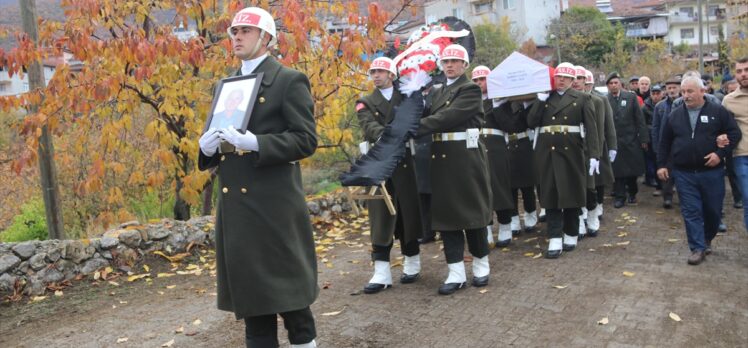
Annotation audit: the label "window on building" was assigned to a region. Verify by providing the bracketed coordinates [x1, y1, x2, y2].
[708, 5, 719, 16]
[474, 2, 491, 13]
[452, 8, 463, 19]
[709, 26, 719, 37]
[503, 0, 515, 10]
[679, 7, 694, 17]
[681, 28, 695, 39]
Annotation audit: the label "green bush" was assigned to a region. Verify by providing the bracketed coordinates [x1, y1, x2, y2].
[0, 198, 48, 242]
[128, 189, 175, 222]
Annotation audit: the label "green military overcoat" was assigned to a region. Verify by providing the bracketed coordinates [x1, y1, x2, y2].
[417, 75, 492, 231]
[198, 56, 318, 319]
[593, 91, 617, 188]
[356, 89, 423, 247]
[584, 93, 607, 189]
[528, 88, 600, 209]
[501, 100, 536, 189]
[483, 99, 516, 211]
[607, 90, 647, 178]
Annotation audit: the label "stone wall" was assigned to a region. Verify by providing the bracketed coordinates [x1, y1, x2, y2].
[0, 192, 353, 296]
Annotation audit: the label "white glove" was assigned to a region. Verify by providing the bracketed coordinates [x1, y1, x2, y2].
[219, 126, 259, 152]
[492, 98, 507, 108]
[589, 158, 600, 176]
[537, 93, 549, 102]
[609, 149, 617, 162]
[199, 128, 221, 156]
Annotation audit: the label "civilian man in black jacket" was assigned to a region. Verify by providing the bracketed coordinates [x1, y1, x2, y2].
[657, 76, 741, 266]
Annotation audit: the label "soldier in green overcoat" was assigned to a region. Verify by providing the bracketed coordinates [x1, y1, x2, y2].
[527, 62, 600, 259]
[416, 44, 492, 295]
[354, 57, 424, 294]
[197, 7, 318, 348]
[588, 74, 617, 221]
[606, 72, 649, 208]
[472, 66, 515, 247]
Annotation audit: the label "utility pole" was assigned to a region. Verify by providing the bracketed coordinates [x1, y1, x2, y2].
[697, 0, 704, 75]
[19, 0, 65, 239]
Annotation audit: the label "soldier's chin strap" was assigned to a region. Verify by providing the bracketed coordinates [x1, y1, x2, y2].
[248, 30, 266, 58]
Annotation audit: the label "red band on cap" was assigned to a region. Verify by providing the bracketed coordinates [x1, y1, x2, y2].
[556, 66, 576, 76]
[472, 69, 489, 79]
[575, 68, 586, 77]
[233, 12, 261, 27]
[442, 48, 465, 59]
[371, 60, 391, 70]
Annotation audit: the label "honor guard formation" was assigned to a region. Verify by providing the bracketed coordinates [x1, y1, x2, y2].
[198, 6, 748, 348]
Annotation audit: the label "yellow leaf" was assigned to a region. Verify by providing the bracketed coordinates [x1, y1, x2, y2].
[127, 273, 150, 282]
[552, 285, 567, 289]
[533, 253, 543, 259]
[109, 281, 120, 286]
[479, 289, 488, 294]
[500, 248, 510, 252]
[94, 271, 101, 280]
[617, 241, 631, 246]
[622, 271, 635, 277]
[31, 296, 47, 302]
[157, 273, 176, 278]
[523, 252, 535, 257]
[54, 290, 64, 297]
[617, 232, 628, 237]
[597, 317, 609, 325]
[161, 339, 175, 347]
[669, 312, 682, 322]
[166, 285, 176, 289]
[322, 309, 344, 316]
[175, 326, 184, 333]
[667, 239, 679, 243]
[143, 265, 150, 272]
[524, 237, 537, 243]
[193, 319, 202, 326]
[117, 337, 129, 343]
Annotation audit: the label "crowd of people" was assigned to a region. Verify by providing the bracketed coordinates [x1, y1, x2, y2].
[196, 6, 748, 346]
[357, 51, 748, 299]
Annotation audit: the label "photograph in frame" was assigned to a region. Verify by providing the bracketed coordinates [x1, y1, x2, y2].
[203, 72, 264, 134]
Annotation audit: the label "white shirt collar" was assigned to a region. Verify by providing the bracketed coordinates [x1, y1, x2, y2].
[482, 94, 488, 100]
[557, 90, 566, 96]
[447, 77, 458, 86]
[379, 86, 394, 101]
[241, 53, 269, 75]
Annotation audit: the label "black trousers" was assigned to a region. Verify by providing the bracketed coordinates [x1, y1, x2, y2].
[419, 193, 434, 240]
[595, 185, 605, 205]
[614, 176, 638, 201]
[660, 177, 674, 200]
[372, 239, 420, 262]
[545, 208, 581, 239]
[441, 228, 489, 264]
[511, 186, 537, 216]
[586, 189, 598, 211]
[245, 307, 316, 348]
[493, 209, 513, 225]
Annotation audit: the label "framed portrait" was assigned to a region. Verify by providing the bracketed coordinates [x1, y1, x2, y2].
[203, 72, 264, 133]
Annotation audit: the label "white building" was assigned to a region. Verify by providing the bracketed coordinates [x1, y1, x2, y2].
[663, 0, 729, 46]
[0, 61, 57, 97]
[424, 0, 562, 45]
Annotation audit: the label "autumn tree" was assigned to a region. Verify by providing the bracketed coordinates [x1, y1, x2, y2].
[471, 17, 520, 69]
[0, 0, 406, 230]
[547, 6, 618, 67]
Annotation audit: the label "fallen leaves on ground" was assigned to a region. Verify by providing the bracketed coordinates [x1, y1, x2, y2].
[479, 289, 489, 294]
[161, 339, 175, 347]
[669, 312, 682, 322]
[598, 317, 609, 325]
[622, 271, 636, 277]
[321, 309, 344, 316]
[552, 285, 567, 289]
[116, 337, 128, 343]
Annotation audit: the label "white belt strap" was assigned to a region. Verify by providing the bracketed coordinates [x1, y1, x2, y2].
[480, 128, 505, 137]
[432, 132, 467, 142]
[538, 125, 582, 134]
